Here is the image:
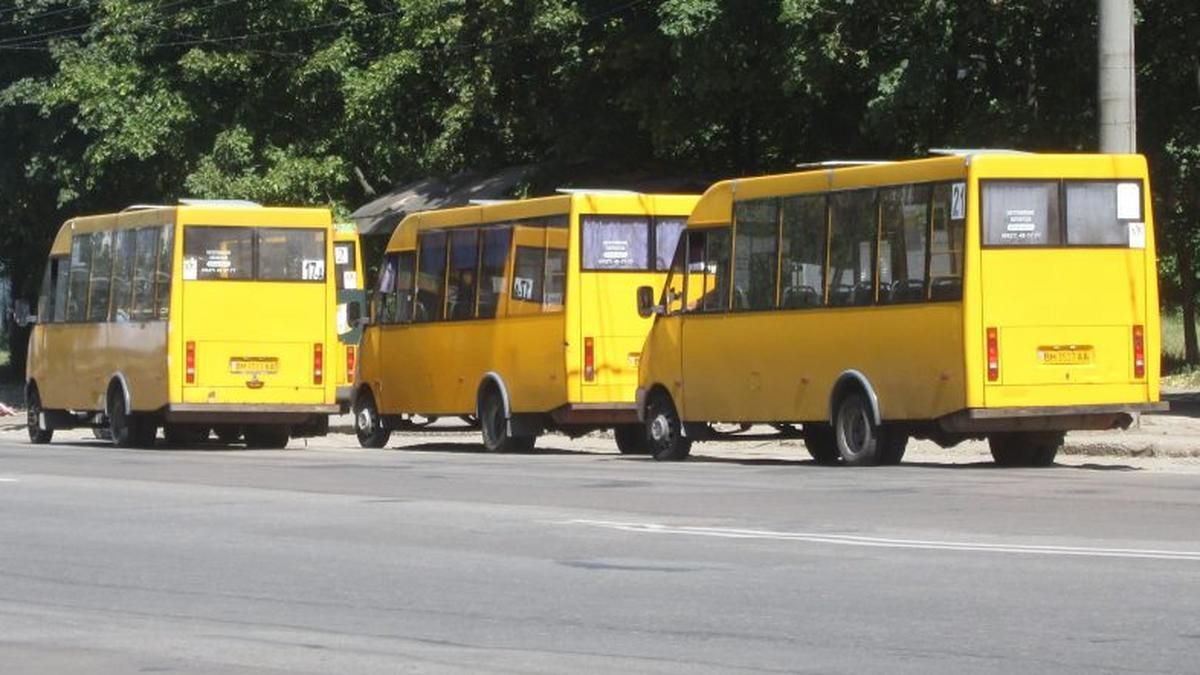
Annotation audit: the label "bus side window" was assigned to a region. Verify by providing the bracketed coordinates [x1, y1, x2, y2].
[654, 217, 686, 272]
[828, 189, 878, 307]
[662, 232, 686, 314]
[683, 230, 707, 312]
[394, 251, 416, 323]
[154, 224, 174, 320]
[110, 229, 136, 322]
[415, 232, 447, 323]
[86, 230, 114, 322]
[701, 229, 732, 312]
[477, 226, 512, 319]
[52, 257, 68, 323]
[447, 229, 479, 321]
[732, 199, 779, 311]
[131, 226, 159, 321]
[930, 183, 965, 301]
[780, 194, 827, 309]
[37, 259, 54, 322]
[66, 233, 93, 322]
[878, 185, 930, 305]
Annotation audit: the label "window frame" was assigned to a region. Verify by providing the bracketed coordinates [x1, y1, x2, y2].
[980, 178, 1143, 250]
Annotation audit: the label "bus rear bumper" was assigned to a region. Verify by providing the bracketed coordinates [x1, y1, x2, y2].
[938, 402, 1169, 434]
[165, 403, 338, 425]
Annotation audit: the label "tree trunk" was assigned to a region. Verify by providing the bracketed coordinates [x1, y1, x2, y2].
[1179, 235, 1199, 366]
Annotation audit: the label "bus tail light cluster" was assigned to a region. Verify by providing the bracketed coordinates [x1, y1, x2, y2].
[584, 337, 595, 382]
[346, 345, 356, 384]
[1133, 325, 1145, 379]
[986, 327, 999, 382]
[185, 341, 196, 384]
[313, 343, 324, 385]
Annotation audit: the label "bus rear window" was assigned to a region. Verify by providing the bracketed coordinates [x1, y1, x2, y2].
[183, 227, 326, 281]
[982, 180, 1143, 248]
[582, 216, 650, 270]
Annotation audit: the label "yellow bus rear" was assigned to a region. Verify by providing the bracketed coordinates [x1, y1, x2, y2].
[24, 203, 339, 448]
[332, 223, 366, 411]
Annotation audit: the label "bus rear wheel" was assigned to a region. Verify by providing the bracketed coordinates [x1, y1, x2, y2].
[26, 387, 53, 445]
[480, 390, 534, 453]
[354, 392, 391, 449]
[614, 424, 650, 454]
[645, 391, 691, 462]
[244, 425, 290, 449]
[988, 432, 1064, 467]
[108, 394, 155, 449]
[833, 392, 900, 467]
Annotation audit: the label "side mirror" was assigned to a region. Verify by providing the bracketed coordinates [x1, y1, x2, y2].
[636, 285, 661, 318]
[12, 299, 36, 326]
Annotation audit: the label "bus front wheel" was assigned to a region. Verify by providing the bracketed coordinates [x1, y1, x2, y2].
[354, 392, 391, 449]
[988, 432, 1064, 467]
[645, 391, 691, 462]
[480, 390, 534, 453]
[614, 424, 650, 454]
[26, 387, 53, 445]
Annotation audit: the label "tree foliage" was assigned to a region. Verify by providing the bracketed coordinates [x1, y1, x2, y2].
[2, 0, 1199, 366]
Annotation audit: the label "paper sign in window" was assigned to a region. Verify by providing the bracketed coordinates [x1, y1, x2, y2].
[1117, 183, 1141, 220]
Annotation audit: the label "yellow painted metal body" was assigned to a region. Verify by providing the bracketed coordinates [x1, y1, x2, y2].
[27, 205, 338, 418]
[332, 224, 365, 403]
[639, 154, 1160, 426]
[359, 193, 699, 419]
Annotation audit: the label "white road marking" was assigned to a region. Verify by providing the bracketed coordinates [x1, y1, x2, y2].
[0, 477, 18, 483]
[568, 519, 1200, 562]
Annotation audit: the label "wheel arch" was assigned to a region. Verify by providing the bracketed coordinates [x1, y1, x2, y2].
[104, 372, 133, 414]
[639, 382, 673, 420]
[352, 382, 378, 409]
[828, 370, 881, 426]
[476, 372, 513, 421]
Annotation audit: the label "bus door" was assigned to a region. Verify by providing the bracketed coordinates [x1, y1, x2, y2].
[333, 232, 365, 391]
[978, 179, 1149, 402]
[180, 225, 330, 404]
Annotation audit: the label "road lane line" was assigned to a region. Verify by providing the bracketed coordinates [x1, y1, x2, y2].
[568, 519, 1200, 562]
[0, 478, 18, 483]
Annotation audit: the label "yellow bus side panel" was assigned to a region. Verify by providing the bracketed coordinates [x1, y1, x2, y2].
[34, 322, 168, 412]
[375, 314, 567, 416]
[677, 304, 966, 422]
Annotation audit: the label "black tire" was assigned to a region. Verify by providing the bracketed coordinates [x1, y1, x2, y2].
[164, 424, 210, 447]
[26, 387, 53, 445]
[801, 423, 840, 464]
[479, 389, 534, 452]
[878, 427, 908, 465]
[213, 424, 243, 444]
[244, 424, 290, 449]
[833, 391, 895, 467]
[614, 424, 650, 454]
[92, 427, 112, 441]
[354, 391, 391, 449]
[645, 391, 691, 461]
[989, 431, 1064, 467]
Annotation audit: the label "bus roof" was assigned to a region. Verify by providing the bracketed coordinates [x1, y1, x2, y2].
[386, 192, 700, 251]
[48, 205, 332, 257]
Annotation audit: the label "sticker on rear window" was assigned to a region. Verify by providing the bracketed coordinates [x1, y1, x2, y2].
[950, 182, 966, 220]
[1128, 222, 1146, 249]
[343, 271, 358, 289]
[301, 259, 325, 281]
[335, 246, 350, 265]
[1117, 183, 1141, 220]
[183, 256, 198, 280]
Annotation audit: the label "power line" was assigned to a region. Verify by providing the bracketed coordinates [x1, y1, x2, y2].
[0, 1, 94, 27]
[0, 0, 209, 47]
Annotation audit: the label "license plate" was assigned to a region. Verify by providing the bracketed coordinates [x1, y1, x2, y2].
[230, 357, 279, 374]
[1039, 348, 1093, 365]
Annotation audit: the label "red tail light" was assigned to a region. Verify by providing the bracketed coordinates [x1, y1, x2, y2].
[584, 337, 595, 382]
[346, 345, 356, 384]
[986, 327, 999, 382]
[314, 343, 324, 385]
[1133, 325, 1145, 379]
[185, 341, 196, 384]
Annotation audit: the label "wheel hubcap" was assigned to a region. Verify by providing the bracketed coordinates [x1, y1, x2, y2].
[650, 414, 670, 443]
[357, 408, 373, 432]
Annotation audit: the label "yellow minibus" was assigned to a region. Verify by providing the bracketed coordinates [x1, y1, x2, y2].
[635, 153, 1165, 466]
[22, 201, 339, 448]
[354, 191, 699, 452]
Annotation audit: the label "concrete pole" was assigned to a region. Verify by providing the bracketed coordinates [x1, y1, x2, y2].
[1098, 0, 1137, 152]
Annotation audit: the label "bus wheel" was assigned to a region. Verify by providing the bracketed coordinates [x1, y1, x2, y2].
[480, 391, 534, 453]
[801, 423, 840, 465]
[245, 425, 290, 449]
[614, 424, 650, 454]
[354, 392, 391, 449]
[833, 392, 889, 466]
[164, 424, 210, 447]
[989, 432, 1064, 467]
[26, 387, 53, 445]
[645, 391, 691, 462]
[878, 428, 908, 465]
[108, 395, 155, 449]
[213, 424, 243, 444]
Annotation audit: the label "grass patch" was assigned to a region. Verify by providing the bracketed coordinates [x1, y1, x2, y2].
[1160, 309, 1200, 387]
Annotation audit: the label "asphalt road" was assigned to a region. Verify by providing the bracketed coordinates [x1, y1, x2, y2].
[1, 430, 1199, 674]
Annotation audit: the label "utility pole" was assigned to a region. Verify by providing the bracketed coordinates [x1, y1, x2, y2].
[1098, 0, 1137, 152]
